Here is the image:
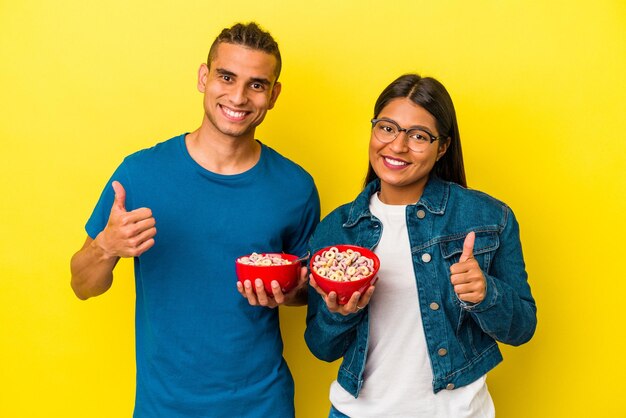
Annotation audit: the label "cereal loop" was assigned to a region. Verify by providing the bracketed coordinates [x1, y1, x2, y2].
[238, 253, 291, 266]
[312, 247, 374, 282]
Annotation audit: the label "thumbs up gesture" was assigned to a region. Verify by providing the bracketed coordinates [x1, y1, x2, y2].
[96, 181, 157, 258]
[449, 231, 486, 304]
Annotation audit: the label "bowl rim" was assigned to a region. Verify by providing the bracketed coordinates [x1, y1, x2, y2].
[236, 252, 300, 266]
[309, 244, 380, 284]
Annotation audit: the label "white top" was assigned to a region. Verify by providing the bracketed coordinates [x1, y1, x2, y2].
[329, 193, 494, 417]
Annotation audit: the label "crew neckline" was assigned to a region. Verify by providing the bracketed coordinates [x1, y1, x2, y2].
[177, 134, 265, 181]
[371, 192, 410, 209]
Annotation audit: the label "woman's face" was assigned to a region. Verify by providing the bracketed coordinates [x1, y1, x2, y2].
[369, 98, 448, 205]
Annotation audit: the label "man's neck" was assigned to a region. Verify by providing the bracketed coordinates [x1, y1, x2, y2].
[184, 127, 261, 175]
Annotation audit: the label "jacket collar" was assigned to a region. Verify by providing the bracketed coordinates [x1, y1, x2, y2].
[344, 176, 450, 227]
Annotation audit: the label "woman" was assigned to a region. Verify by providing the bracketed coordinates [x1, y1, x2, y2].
[305, 74, 537, 417]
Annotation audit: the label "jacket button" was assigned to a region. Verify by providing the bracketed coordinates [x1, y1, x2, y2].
[421, 253, 431, 263]
[429, 302, 440, 310]
[416, 209, 426, 219]
[446, 383, 455, 390]
[438, 348, 448, 356]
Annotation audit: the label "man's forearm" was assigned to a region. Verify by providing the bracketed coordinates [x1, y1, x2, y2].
[70, 236, 119, 300]
[284, 285, 308, 307]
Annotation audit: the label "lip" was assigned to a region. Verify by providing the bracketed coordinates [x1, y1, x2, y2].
[219, 104, 250, 121]
[381, 155, 410, 170]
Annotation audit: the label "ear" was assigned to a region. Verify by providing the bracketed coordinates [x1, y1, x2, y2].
[267, 81, 282, 110]
[197, 63, 209, 93]
[437, 137, 451, 161]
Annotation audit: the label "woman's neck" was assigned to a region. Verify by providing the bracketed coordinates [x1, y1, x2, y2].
[378, 177, 428, 205]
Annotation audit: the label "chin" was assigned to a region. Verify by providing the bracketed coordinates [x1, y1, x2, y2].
[378, 171, 430, 189]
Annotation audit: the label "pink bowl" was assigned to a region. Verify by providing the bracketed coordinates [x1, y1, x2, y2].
[235, 253, 302, 294]
[309, 245, 380, 305]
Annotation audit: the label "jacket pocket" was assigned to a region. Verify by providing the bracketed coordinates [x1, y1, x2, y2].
[439, 230, 499, 273]
[439, 228, 500, 316]
[439, 230, 500, 350]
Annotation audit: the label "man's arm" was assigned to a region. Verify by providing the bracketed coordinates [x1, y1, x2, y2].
[284, 277, 308, 306]
[70, 181, 156, 300]
[70, 236, 119, 300]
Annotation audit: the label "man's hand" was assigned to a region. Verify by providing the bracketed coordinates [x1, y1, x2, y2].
[70, 181, 156, 300]
[309, 276, 376, 316]
[237, 266, 309, 308]
[450, 231, 486, 304]
[95, 181, 157, 259]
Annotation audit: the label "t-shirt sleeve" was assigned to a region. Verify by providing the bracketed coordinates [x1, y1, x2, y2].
[284, 183, 320, 257]
[85, 161, 132, 239]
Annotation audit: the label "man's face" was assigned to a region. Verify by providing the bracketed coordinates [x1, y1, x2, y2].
[198, 42, 281, 140]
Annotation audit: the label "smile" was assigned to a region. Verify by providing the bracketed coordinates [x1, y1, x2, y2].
[220, 105, 249, 121]
[383, 156, 409, 167]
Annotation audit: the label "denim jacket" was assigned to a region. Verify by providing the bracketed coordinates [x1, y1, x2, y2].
[304, 176, 537, 397]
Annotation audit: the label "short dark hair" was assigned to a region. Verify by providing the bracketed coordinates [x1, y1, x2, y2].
[207, 22, 282, 80]
[364, 74, 467, 188]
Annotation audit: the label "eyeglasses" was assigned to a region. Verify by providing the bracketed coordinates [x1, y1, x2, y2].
[371, 118, 447, 152]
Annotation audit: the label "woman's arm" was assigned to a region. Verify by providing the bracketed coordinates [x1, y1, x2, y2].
[304, 281, 366, 362]
[462, 207, 537, 346]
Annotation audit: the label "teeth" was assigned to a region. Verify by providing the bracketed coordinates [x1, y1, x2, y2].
[385, 157, 407, 166]
[222, 107, 247, 118]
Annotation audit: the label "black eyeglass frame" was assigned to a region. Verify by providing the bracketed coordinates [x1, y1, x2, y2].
[370, 118, 448, 144]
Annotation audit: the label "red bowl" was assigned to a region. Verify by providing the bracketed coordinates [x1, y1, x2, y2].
[235, 253, 302, 294]
[309, 245, 380, 305]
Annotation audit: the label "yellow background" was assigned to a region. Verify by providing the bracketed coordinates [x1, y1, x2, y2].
[1, 0, 625, 417]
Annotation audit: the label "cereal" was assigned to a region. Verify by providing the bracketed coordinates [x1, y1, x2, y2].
[311, 247, 375, 282]
[237, 253, 291, 266]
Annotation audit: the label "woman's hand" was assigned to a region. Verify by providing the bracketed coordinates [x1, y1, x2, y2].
[310, 276, 376, 316]
[450, 231, 486, 304]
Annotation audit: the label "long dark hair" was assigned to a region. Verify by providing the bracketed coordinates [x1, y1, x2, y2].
[364, 74, 467, 188]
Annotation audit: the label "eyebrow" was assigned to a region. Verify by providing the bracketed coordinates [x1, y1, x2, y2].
[215, 68, 271, 86]
[216, 68, 236, 78]
[379, 118, 436, 134]
[249, 77, 271, 87]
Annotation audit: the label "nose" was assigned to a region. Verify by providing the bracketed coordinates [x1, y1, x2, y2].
[388, 130, 410, 152]
[228, 83, 248, 106]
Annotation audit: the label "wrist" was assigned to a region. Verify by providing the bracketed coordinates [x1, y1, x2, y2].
[284, 286, 308, 306]
[91, 232, 117, 261]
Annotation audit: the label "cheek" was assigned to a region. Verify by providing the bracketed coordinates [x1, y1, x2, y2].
[419, 154, 438, 174]
[251, 93, 273, 111]
[203, 83, 222, 102]
[368, 137, 382, 159]
[368, 141, 379, 168]
[415, 145, 440, 166]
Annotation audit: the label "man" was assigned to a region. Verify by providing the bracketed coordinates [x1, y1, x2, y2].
[70, 22, 320, 417]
